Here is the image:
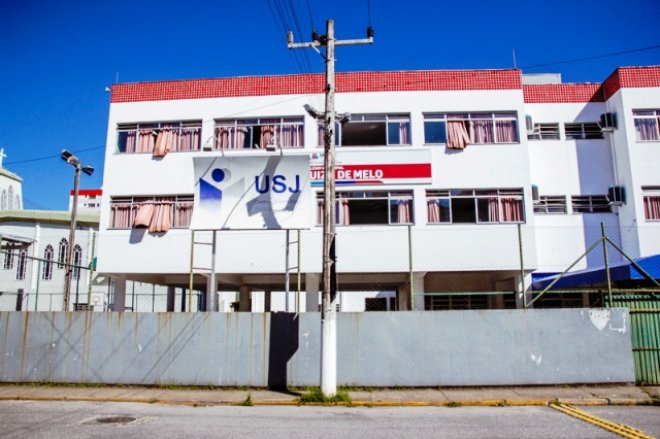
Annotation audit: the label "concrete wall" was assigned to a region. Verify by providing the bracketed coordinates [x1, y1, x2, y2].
[0, 308, 634, 387]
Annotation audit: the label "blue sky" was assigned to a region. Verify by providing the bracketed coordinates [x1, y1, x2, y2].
[1, 0, 659, 210]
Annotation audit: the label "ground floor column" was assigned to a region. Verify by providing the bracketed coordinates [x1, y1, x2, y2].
[412, 272, 427, 311]
[305, 273, 320, 312]
[166, 286, 176, 312]
[239, 285, 251, 312]
[111, 276, 126, 312]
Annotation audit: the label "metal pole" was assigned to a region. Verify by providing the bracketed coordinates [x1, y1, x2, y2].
[87, 232, 96, 310]
[320, 19, 338, 397]
[63, 166, 81, 311]
[408, 224, 414, 310]
[285, 229, 291, 311]
[297, 229, 302, 312]
[35, 259, 41, 311]
[601, 223, 613, 307]
[188, 230, 195, 312]
[207, 230, 218, 312]
[518, 224, 527, 308]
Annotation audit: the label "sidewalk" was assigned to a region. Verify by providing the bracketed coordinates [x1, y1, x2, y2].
[0, 383, 658, 407]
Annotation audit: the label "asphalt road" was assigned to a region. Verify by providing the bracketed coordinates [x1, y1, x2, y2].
[1, 401, 658, 438]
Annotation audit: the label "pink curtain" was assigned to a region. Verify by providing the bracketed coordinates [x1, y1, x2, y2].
[111, 203, 132, 228]
[501, 198, 523, 222]
[260, 125, 276, 148]
[644, 196, 660, 220]
[447, 121, 470, 149]
[396, 200, 412, 223]
[124, 131, 137, 153]
[488, 196, 499, 222]
[337, 197, 350, 225]
[175, 202, 194, 227]
[134, 202, 155, 228]
[427, 200, 440, 223]
[138, 130, 156, 153]
[236, 127, 248, 148]
[149, 198, 173, 233]
[399, 123, 411, 144]
[495, 120, 517, 143]
[635, 119, 659, 141]
[179, 128, 200, 151]
[281, 124, 303, 147]
[471, 120, 494, 144]
[216, 127, 232, 149]
[318, 124, 325, 146]
[153, 129, 174, 157]
[316, 200, 324, 225]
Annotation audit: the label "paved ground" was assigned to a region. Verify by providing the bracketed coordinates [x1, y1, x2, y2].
[0, 383, 658, 407]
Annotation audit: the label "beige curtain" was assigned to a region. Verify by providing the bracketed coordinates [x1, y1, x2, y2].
[447, 121, 470, 149]
[427, 200, 441, 223]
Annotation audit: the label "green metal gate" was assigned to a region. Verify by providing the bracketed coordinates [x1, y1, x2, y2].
[613, 295, 660, 385]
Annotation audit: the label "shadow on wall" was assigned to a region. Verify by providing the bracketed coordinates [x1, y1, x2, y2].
[268, 313, 299, 390]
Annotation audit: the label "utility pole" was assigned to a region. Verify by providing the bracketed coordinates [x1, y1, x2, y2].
[288, 19, 373, 397]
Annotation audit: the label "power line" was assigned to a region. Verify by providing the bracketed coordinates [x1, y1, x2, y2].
[4, 146, 104, 166]
[521, 44, 660, 70]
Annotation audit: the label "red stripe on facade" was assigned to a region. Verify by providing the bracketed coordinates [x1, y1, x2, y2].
[70, 189, 103, 196]
[111, 70, 523, 103]
[523, 84, 604, 103]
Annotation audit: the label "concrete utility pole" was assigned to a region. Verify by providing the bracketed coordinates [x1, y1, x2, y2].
[288, 19, 373, 397]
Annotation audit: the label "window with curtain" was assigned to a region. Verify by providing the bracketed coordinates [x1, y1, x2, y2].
[42, 245, 54, 280]
[316, 191, 413, 226]
[16, 249, 27, 280]
[326, 114, 411, 147]
[117, 121, 202, 156]
[426, 189, 524, 224]
[72, 245, 82, 280]
[642, 186, 660, 221]
[57, 238, 68, 269]
[633, 110, 660, 141]
[109, 195, 194, 231]
[424, 113, 519, 148]
[215, 117, 304, 149]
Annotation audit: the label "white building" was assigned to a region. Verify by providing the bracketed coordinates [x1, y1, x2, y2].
[69, 189, 103, 213]
[97, 66, 660, 312]
[0, 148, 22, 211]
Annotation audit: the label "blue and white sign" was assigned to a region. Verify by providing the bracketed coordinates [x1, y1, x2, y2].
[191, 155, 312, 230]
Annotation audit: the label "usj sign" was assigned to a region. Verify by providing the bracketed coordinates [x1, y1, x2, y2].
[191, 155, 312, 230]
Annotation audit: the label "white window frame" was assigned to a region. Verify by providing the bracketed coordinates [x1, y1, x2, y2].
[564, 122, 603, 140]
[533, 195, 567, 214]
[215, 117, 304, 149]
[117, 120, 202, 153]
[109, 195, 194, 229]
[633, 110, 660, 141]
[426, 189, 525, 224]
[571, 195, 611, 213]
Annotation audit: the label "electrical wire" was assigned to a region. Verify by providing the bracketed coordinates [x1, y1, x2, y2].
[521, 44, 660, 70]
[4, 146, 105, 166]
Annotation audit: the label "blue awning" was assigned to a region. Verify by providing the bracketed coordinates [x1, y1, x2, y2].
[532, 254, 660, 290]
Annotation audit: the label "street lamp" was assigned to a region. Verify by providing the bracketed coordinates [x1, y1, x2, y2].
[61, 149, 94, 311]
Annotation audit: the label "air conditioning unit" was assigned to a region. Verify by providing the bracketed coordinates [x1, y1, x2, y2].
[607, 186, 626, 205]
[599, 112, 617, 132]
[531, 185, 539, 201]
[525, 115, 534, 134]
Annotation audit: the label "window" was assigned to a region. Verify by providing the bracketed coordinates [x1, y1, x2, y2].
[1, 190, 6, 210]
[642, 186, 660, 221]
[564, 122, 603, 139]
[16, 249, 27, 280]
[424, 113, 519, 148]
[215, 117, 303, 149]
[57, 238, 68, 269]
[316, 191, 413, 226]
[533, 196, 567, 214]
[426, 189, 524, 224]
[8, 186, 14, 209]
[571, 195, 611, 213]
[633, 110, 660, 141]
[321, 114, 411, 147]
[72, 245, 82, 280]
[42, 245, 54, 280]
[527, 123, 560, 140]
[109, 195, 194, 232]
[117, 120, 202, 155]
[3, 250, 13, 270]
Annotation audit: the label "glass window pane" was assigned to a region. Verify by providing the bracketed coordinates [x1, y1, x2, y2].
[388, 122, 400, 145]
[424, 121, 446, 144]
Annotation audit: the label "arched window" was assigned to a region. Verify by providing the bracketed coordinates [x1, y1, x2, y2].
[8, 186, 14, 209]
[1, 189, 6, 210]
[3, 249, 13, 269]
[72, 245, 82, 279]
[57, 238, 68, 269]
[16, 249, 27, 280]
[15, 195, 20, 210]
[43, 245, 54, 280]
